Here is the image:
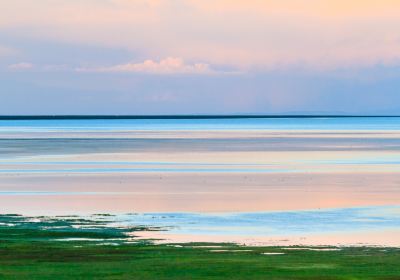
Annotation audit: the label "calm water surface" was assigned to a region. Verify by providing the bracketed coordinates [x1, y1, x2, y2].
[1, 117, 400, 246]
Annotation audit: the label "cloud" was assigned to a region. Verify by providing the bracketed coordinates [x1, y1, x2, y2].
[8, 62, 34, 70]
[76, 57, 216, 75]
[2, 1, 400, 70]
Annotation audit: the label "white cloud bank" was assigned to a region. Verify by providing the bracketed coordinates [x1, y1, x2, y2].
[76, 57, 216, 75]
[8, 62, 34, 70]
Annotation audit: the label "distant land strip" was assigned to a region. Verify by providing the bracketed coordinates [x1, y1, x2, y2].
[0, 115, 400, 120]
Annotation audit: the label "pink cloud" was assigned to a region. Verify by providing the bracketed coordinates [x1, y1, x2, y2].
[8, 62, 34, 70]
[76, 57, 216, 75]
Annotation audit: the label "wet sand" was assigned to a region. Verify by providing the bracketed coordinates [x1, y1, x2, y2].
[1, 172, 399, 214]
[134, 228, 400, 247]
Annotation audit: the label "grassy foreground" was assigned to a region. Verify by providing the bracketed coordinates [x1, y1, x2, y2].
[0, 214, 400, 280]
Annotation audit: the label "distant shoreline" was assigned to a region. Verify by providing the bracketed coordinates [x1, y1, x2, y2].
[1, 115, 400, 120]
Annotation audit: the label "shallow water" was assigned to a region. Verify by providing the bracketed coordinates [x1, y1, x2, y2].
[0, 117, 399, 246]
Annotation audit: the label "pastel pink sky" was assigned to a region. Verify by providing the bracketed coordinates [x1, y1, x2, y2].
[1, 0, 400, 114]
[1, 0, 400, 70]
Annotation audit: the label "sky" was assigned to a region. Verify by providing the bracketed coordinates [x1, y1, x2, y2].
[1, 0, 400, 115]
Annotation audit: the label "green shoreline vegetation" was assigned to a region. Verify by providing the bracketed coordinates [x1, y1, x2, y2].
[0, 214, 399, 280]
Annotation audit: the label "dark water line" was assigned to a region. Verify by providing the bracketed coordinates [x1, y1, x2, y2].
[1, 115, 400, 120]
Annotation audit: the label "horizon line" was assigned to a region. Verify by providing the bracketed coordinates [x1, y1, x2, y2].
[0, 115, 400, 120]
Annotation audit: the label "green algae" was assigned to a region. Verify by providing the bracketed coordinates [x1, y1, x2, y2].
[0, 214, 399, 280]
